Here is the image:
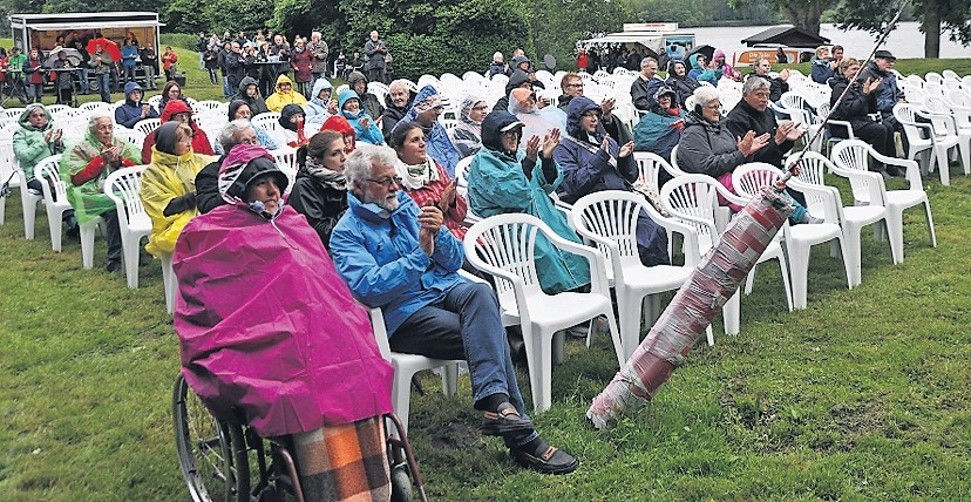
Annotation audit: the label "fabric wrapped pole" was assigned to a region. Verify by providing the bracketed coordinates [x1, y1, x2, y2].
[587, 185, 794, 428]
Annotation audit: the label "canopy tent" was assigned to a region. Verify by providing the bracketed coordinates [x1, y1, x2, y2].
[577, 24, 696, 58]
[741, 26, 830, 49]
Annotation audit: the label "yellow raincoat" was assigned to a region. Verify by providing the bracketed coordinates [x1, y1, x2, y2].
[139, 146, 215, 256]
[265, 74, 308, 112]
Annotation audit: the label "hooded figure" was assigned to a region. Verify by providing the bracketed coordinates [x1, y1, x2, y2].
[139, 121, 216, 256]
[345, 71, 385, 120]
[394, 85, 460, 175]
[141, 99, 214, 163]
[114, 82, 159, 129]
[173, 142, 393, 456]
[688, 53, 720, 85]
[492, 69, 531, 113]
[633, 87, 685, 160]
[233, 76, 269, 115]
[13, 104, 65, 183]
[304, 78, 334, 125]
[712, 49, 740, 81]
[508, 87, 562, 144]
[467, 111, 590, 294]
[278, 103, 308, 147]
[664, 59, 699, 108]
[338, 89, 384, 145]
[321, 115, 357, 153]
[265, 74, 308, 112]
[557, 97, 670, 266]
[450, 95, 485, 158]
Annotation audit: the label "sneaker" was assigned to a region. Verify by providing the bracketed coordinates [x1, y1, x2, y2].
[105, 260, 122, 273]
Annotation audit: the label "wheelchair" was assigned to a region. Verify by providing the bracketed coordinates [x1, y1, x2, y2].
[173, 374, 428, 502]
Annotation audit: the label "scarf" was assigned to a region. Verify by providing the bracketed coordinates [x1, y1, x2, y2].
[396, 156, 438, 190]
[303, 156, 347, 191]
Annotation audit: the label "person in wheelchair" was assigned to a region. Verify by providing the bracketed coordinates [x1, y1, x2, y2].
[173, 143, 396, 500]
[329, 144, 580, 475]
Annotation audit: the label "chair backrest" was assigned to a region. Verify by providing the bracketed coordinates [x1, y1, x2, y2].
[570, 191, 648, 277]
[632, 151, 680, 189]
[831, 140, 890, 205]
[0, 135, 18, 187]
[730, 163, 782, 202]
[455, 155, 474, 196]
[35, 155, 66, 204]
[463, 213, 550, 314]
[659, 174, 722, 252]
[439, 118, 459, 132]
[79, 101, 113, 117]
[104, 165, 149, 229]
[46, 104, 70, 116]
[59, 118, 88, 142]
[669, 144, 683, 173]
[3, 108, 26, 123]
[134, 118, 161, 138]
[193, 100, 224, 114]
[785, 152, 845, 224]
[115, 127, 146, 149]
[924, 72, 943, 85]
[147, 94, 163, 108]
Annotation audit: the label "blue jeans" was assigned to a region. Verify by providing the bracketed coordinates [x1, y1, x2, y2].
[222, 76, 232, 98]
[96, 73, 111, 102]
[391, 281, 538, 448]
[77, 67, 90, 93]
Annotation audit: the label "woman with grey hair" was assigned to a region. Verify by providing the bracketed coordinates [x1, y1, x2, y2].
[61, 113, 141, 272]
[450, 95, 488, 158]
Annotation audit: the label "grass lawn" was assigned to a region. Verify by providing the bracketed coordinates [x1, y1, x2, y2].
[0, 45, 969, 500]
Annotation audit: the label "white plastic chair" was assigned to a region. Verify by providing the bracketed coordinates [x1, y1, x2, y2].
[893, 103, 957, 185]
[79, 101, 114, 118]
[134, 118, 161, 139]
[464, 213, 622, 412]
[787, 152, 894, 287]
[571, 190, 701, 356]
[439, 118, 459, 132]
[271, 148, 298, 195]
[832, 140, 936, 265]
[104, 166, 152, 288]
[34, 155, 75, 252]
[368, 306, 459, 433]
[3, 108, 26, 123]
[252, 112, 286, 147]
[193, 100, 224, 115]
[661, 174, 793, 336]
[146, 94, 163, 109]
[454, 155, 474, 198]
[115, 127, 146, 149]
[46, 104, 70, 116]
[1, 136, 42, 236]
[924, 96, 971, 179]
[732, 163, 850, 309]
[160, 252, 177, 314]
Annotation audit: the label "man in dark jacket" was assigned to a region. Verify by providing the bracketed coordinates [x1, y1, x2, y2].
[196, 120, 260, 214]
[749, 57, 790, 102]
[557, 72, 625, 145]
[114, 82, 159, 129]
[724, 76, 803, 168]
[630, 57, 662, 112]
[364, 30, 386, 84]
[226, 42, 246, 93]
[859, 50, 904, 130]
[493, 70, 534, 113]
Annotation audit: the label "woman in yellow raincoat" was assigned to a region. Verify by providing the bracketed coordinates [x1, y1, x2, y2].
[265, 74, 308, 112]
[139, 121, 215, 257]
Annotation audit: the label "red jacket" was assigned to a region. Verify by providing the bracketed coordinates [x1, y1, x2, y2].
[141, 99, 214, 163]
[25, 56, 45, 85]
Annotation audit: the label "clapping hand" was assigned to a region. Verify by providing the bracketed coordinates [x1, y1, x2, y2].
[775, 121, 803, 143]
[525, 134, 541, 162]
[359, 116, 370, 129]
[417, 204, 443, 256]
[438, 180, 457, 213]
[618, 140, 634, 158]
[541, 128, 560, 159]
[737, 131, 770, 157]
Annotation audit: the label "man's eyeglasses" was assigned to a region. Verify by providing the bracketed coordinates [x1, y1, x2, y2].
[472, 106, 489, 112]
[565, 83, 584, 89]
[367, 176, 403, 187]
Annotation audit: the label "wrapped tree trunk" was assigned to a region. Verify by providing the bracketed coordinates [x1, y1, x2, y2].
[587, 185, 794, 428]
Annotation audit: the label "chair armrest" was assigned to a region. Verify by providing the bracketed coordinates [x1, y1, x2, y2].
[826, 119, 856, 139]
[827, 162, 889, 205]
[367, 306, 393, 361]
[787, 178, 842, 224]
[536, 225, 612, 295]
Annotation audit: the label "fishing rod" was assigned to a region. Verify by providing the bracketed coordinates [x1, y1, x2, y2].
[775, 0, 911, 189]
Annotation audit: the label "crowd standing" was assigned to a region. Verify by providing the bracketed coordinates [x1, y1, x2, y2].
[5, 30, 918, 499]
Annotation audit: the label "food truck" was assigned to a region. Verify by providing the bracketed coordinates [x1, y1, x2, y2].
[8, 11, 164, 88]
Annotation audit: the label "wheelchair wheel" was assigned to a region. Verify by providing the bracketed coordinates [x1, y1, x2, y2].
[173, 375, 247, 502]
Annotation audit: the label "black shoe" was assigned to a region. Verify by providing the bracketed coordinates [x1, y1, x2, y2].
[481, 403, 534, 437]
[885, 165, 902, 177]
[105, 260, 122, 273]
[65, 224, 80, 240]
[511, 442, 579, 475]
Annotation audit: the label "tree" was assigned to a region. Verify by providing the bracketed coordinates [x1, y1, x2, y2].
[837, 0, 971, 58]
[522, 0, 630, 70]
[729, 0, 836, 35]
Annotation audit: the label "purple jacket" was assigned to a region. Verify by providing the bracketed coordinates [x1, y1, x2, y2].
[174, 204, 393, 437]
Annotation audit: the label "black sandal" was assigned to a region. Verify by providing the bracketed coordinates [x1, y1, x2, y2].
[511, 444, 579, 475]
[480, 403, 534, 437]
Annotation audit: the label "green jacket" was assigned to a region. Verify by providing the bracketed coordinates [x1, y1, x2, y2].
[7, 53, 26, 78]
[12, 104, 64, 181]
[61, 127, 140, 224]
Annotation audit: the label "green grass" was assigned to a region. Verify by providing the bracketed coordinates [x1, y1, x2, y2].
[1, 48, 970, 500]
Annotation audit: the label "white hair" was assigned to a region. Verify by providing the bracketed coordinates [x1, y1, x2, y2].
[692, 86, 721, 108]
[87, 112, 113, 131]
[218, 119, 255, 152]
[345, 144, 398, 191]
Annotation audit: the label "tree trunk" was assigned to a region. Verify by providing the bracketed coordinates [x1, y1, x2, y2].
[782, 2, 826, 36]
[922, 0, 941, 58]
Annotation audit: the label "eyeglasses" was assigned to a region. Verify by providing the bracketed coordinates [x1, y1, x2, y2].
[565, 83, 584, 89]
[367, 176, 402, 187]
[472, 106, 489, 112]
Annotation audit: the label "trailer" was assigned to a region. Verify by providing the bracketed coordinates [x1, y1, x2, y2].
[8, 11, 165, 89]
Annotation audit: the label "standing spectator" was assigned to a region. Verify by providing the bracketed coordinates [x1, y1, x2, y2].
[776, 47, 788, 64]
[203, 46, 219, 85]
[308, 32, 329, 84]
[161, 46, 178, 81]
[335, 50, 347, 79]
[576, 50, 588, 72]
[115, 82, 159, 129]
[257, 43, 277, 97]
[195, 32, 207, 69]
[487, 52, 507, 79]
[217, 41, 233, 98]
[364, 30, 386, 84]
[140, 44, 158, 90]
[7, 47, 26, 104]
[73, 40, 91, 94]
[88, 45, 113, 103]
[268, 34, 290, 77]
[630, 56, 662, 112]
[226, 42, 246, 94]
[51, 51, 76, 105]
[0, 48, 7, 99]
[121, 39, 139, 84]
[290, 38, 313, 97]
[23, 47, 45, 104]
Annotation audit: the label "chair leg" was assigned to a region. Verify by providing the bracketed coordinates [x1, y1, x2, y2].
[161, 253, 176, 314]
[522, 326, 553, 413]
[48, 208, 64, 252]
[618, 295, 642, 362]
[776, 252, 794, 312]
[723, 292, 740, 336]
[843, 226, 863, 288]
[789, 243, 811, 310]
[600, 309, 625, 366]
[923, 199, 937, 248]
[936, 145, 950, 186]
[80, 221, 98, 269]
[22, 194, 36, 240]
[123, 235, 140, 289]
[441, 363, 458, 397]
[885, 210, 905, 265]
[392, 364, 414, 434]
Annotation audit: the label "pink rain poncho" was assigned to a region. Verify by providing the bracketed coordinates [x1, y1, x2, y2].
[173, 202, 394, 437]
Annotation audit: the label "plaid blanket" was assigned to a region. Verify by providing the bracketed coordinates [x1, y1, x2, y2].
[292, 417, 391, 501]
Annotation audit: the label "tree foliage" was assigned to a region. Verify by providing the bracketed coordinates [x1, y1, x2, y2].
[727, 0, 833, 35]
[836, 0, 971, 58]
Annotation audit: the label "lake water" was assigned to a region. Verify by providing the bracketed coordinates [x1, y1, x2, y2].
[688, 22, 968, 59]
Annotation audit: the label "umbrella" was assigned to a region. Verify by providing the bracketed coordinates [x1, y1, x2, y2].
[45, 47, 83, 68]
[86, 37, 121, 62]
[686, 45, 715, 64]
